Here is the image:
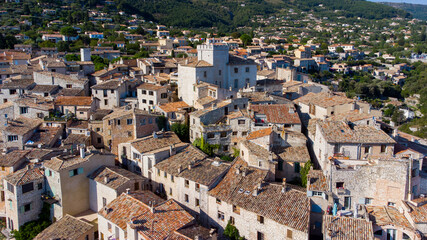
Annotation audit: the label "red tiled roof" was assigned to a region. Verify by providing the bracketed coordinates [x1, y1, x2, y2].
[246, 127, 272, 140]
[322, 215, 373, 240]
[54, 96, 92, 106]
[250, 104, 300, 124]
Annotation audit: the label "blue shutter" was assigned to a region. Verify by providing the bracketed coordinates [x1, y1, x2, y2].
[77, 168, 83, 175]
[69, 170, 74, 177]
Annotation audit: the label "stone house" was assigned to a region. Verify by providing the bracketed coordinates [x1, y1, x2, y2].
[157, 101, 190, 126]
[189, 98, 249, 154]
[403, 197, 427, 238]
[97, 191, 196, 240]
[88, 166, 148, 212]
[118, 131, 185, 180]
[13, 96, 54, 120]
[43, 150, 115, 221]
[33, 214, 96, 240]
[309, 120, 396, 170]
[208, 158, 310, 240]
[102, 108, 160, 155]
[88, 109, 112, 149]
[153, 145, 230, 225]
[54, 96, 97, 120]
[178, 43, 257, 106]
[0, 79, 35, 104]
[136, 83, 169, 112]
[91, 78, 140, 110]
[33, 71, 89, 95]
[250, 104, 301, 132]
[295, 92, 371, 123]
[1, 117, 43, 151]
[0, 102, 14, 127]
[4, 167, 45, 230]
[28, 85, 60, 98]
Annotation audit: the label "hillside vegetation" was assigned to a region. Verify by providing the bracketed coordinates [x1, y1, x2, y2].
[113, 0, 410, 30]
[380, 2, 427, 20]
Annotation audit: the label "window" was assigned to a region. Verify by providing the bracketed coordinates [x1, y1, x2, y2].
[103, 197, 107, 207]
[242, 132, 247, 136]
[111, 90, 114, 94]
[66, 84, 72, 88]
[185, 180, 189, 188]
[195, 198, 199, 207]
[148, 118, 153, 124]
[157, 169, 160, 176]
[149, 100, 153, 105]
[104, 99, 108, 105]
[69, 168, 83, 177]
[20, 107, 28, 114]
[257, 215, 264, 224]
[140, 119, 146, 125]
[207, 133, 215, 139]
[232, 205, 240, 214]
[287, 229, 293, 239]
[334, 144, 339, 153]
[171, 175, 174, 182]
[127, 119, 133, 125]
[169, 188, 173, 196]
[238, 120, 245, 125]
[219, 70, 221, 75]
[195, 183, 200, 191]
[223, 145, 229, 151]
[127, 131, 132, 137]
[9, 89, 16, 95]
[257, 231, 264, 240]
[364, 146, 371, 154]
[185, 194, 189, 202]
[232, 131, 237, 136]
[216, 198, 221, 204]
[365, 198, 373, 205]
[148, 91, 153, 96]
[164, 171, 167, 178]
[374, 230, 383, 236]
[107, 222, 112, 232]
[313, 191, 323, 196]
[234, 79, 238, 89]
[294, 162, 300, 173]
[204, 71, 207, 78]
[8, 200, 12, 210]
[142, 90, 147, 95]
[7, 135, 18, 142]
[217, 211, 224, 221]
[133, 152, 140, 160]
[220, 132, 227, 138]
[20, 203, 31, 213]
[381, 145, 386, 153]
[37, 183, 42, 190]
[336, 182, 344, 189]
[7, 183, 14, 194]
[344, 196, 351, 209]
[161, 93, 167, 99]
[142, 99, 147, 103]
[234, 67, 238, 73]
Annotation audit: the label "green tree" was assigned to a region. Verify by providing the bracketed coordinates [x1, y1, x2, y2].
[12, 203, 51, 240]
[65, 54, 80, 61]
[60, 26, 78, 41]
[224, 220, 243, 240]
[300, 160, 312, 188]
[171, 122, 189, 142]
[240, 34, 252, 47]
[391, 110, 405, 125]
[156, 116, 168, 131]
[336, 47, 344, 53]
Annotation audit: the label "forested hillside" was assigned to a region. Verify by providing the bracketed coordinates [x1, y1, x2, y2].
[111, 0, 410, 30]
[380, 2, 427, 20]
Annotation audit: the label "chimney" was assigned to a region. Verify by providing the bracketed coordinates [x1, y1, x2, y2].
[79, 147, 85, 159]
[281, 178, 287, 193]
[188, 163, 192, 170]
[252, 183, 262, 196]
[149, 201, 155, 213]
[235, 167, 241, 175]
[169, 144, 176, 156]
[242, 168, 248, 177]
[104, 176, 110, 184]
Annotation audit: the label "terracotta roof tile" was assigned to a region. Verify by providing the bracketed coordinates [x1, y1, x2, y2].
[250, 104, 300, 124]
[158, 101, 189, 113]
[130, 132, 182, 154]
[366, 206, 414, 231]
[34, 214, 93, 240]
[322, 215, 373, 240]
[5, 167, 44, 185]
[209, 158, 310, 233]
[54, 96, 93, 106]
[89, 166, 146, 190]
[246, 128, 272, 140]
[295, 92, 354, 108]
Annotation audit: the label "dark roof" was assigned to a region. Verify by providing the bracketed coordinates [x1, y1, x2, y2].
[5, 167, 44, 185]
[89, 166, 146, 190]
[90, 109, 113, 121]
[209, 158, 310, 233]
[1, 79, 34, 89]
[322, 215, 373, 240]
[0, 150, 30, 167]
[228, 55, 256, 65]
[33, 214, 93, 240]
[155, 145, 230, 186]
[130, 132, 183, 154]
[91, 80, 121, 90]
[30, 84, 59, 93]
